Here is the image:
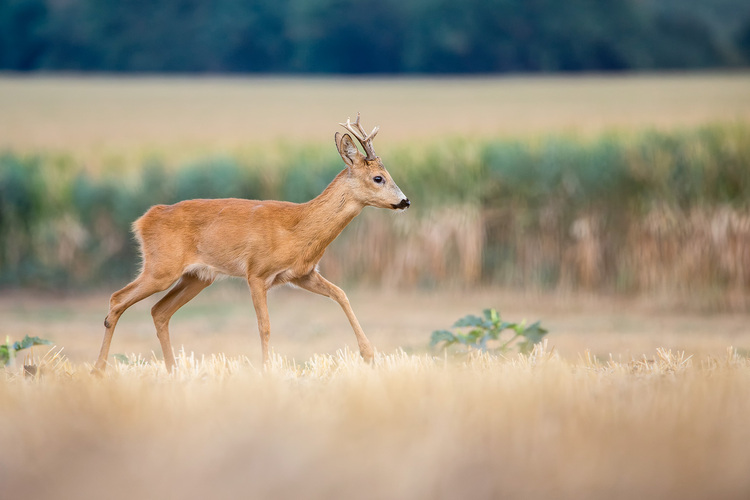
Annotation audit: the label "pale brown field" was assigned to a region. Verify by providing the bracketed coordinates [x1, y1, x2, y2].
[3, 286, 750, 364]
[2, 288, 750, 499]
[1, 285, 749, 500]
[2, 73, 749, 158]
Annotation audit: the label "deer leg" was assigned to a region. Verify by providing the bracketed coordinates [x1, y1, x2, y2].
[94, 272, 177, 373]
[150, 274, 213, 372]
[247, 278, 272, 366]
[293, 271, 374, 362]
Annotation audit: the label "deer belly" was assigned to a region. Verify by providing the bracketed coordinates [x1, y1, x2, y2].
[183, 262, 244, 281]
[267, 264, 316, 288]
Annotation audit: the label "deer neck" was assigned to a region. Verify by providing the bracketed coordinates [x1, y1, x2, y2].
[298, 169, 363, 252]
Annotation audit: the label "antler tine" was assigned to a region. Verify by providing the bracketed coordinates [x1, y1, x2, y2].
[351, 112, 380, 141]
[339, 117, 363, 141]
[339, 112, 379, 160]
[365, 125, 380, 142]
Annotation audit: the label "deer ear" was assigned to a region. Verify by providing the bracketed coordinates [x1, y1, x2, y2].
[336, 133, 361, 167]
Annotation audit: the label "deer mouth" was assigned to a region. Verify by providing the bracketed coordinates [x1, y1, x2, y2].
[391, 198, 411, 210]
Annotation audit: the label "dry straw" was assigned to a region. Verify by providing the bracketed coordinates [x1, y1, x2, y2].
[2, 343, 749, 499]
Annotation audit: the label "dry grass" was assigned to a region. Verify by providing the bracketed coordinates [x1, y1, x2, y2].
[2, 73, 750, 158]
[2, 289, 750, 498]
[1, 341, 749, 500]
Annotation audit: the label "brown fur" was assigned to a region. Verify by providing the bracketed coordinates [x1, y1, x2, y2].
[94, 130, 409, 372]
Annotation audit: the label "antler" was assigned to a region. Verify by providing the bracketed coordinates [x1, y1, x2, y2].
[339, 112, 380, 160]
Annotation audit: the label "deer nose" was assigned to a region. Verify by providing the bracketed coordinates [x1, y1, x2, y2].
[393, 198, 410, 210]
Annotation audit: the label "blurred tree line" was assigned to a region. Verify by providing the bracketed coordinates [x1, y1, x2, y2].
[1, 0, 749, 73]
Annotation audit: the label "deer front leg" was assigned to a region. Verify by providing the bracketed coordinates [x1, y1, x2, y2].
[293, 271, 374, 363]
[248, 278, 272, 366]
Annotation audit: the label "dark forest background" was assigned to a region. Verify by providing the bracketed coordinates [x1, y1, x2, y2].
[3, 0, 750, 73]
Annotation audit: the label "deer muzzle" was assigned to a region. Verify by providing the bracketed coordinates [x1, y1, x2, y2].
[392, 198, 411, 210]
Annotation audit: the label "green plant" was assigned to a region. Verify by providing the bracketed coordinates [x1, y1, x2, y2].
[0, 335, 53, 366]
[112, 353, 148, 366]
[431, 308, 548, 354]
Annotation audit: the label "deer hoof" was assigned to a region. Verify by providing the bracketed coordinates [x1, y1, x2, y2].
[360, 346, 375, 364]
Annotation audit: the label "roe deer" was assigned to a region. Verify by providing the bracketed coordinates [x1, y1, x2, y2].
[93, 113, 409, 372]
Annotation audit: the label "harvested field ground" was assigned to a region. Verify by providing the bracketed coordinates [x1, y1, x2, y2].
[2, 73, 749, 157]
[2, 288, 750, 500]
[3, 286, 750, 364]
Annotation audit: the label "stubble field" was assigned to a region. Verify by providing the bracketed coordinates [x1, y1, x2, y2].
[2, 73, 749, 156]
[2, 73, 750, 498]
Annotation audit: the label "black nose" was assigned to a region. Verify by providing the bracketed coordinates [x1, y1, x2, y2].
[392, 198, 410, 209]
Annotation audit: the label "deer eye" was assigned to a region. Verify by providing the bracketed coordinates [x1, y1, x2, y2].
[373, 176, 384, 184]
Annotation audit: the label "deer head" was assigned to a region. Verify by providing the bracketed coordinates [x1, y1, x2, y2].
[335, 113, 410, 211]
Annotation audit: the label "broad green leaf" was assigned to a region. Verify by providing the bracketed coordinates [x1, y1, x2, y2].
[485, 328, 500, 341]
[0, 344, 9, 366]
[522, 321, 549, 344]
[465, 329, 484, 343]
[430, 330, 457, 347]
[517, 339, 534, 354]
[113, 353, 131, 365]
[455, 333, 470, 345]
[453, 314, 484, 328]
[513, 320, 528, 335]
[483, 308, 500, 324]
[499, 321, 516, 331]
[12, 335, 54, 351]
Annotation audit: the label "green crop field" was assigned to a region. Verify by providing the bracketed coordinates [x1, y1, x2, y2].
[2, 73, 750, 499]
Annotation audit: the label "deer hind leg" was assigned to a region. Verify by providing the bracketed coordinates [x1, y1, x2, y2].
[293, 271, 374, 363]
[150, 274, 213, 372]
[94, 271, 178, 373]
